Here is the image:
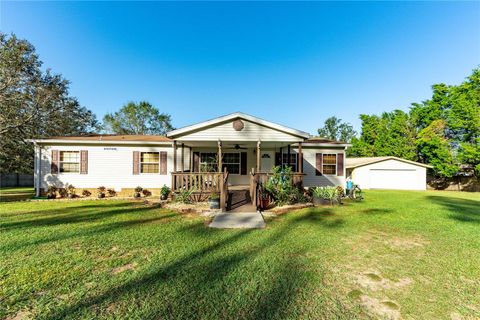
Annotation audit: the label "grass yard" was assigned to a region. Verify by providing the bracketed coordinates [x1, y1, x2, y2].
[0, 187, 35, 202]
[0, 190, 479, 319]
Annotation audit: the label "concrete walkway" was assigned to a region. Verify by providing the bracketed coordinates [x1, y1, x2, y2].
[209, 211, 265, 229]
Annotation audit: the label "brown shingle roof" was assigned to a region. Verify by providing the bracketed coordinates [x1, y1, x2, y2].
[304, 137, 347, 144]
[40, 134, 172, 142]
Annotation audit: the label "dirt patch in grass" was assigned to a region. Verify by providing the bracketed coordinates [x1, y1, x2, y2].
[360, 295, 401, 320]
[163, 202, 210, 214]
[266, 203, 314, 215]
[5, 310, 32, 320]
[385, 236, 429, 249]
[355, 271, 413, 291]
[112, 262, 138, 274]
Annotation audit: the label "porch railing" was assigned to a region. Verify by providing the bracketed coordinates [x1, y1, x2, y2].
[250, 171, 305, 209]
[171, 169, 229, 210]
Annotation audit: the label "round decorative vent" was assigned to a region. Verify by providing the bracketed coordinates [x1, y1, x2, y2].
[233, 119, 244, 131]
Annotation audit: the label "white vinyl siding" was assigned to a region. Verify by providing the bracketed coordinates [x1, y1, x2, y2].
[175, 120, 304, 142]
[38, 145, 172, 190]
[298, 147, 346, 188]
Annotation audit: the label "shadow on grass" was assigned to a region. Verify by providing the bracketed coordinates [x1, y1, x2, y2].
[361, 208, 394, 215]
[427, 195, 480, 224]
[294, 208, 346, 229]
[42, 207, 353, 319]
[0, 202, 153, 230]
[2, 203, 178, 252]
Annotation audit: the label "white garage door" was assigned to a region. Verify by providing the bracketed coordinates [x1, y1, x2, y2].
[369, 169, 418, 190]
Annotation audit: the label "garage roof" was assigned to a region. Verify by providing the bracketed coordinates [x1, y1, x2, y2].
[346, 157, 432, 169]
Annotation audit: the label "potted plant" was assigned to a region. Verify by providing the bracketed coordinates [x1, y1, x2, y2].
[160, 185, 170, 200]
[134, 186, 143, 198]
[208, 192, 220, 209]
[66, 184, 76, 199]
[46, 186, 57, 199]
[97, 186, 106, 198]
[259, 190, 270, 210]
[82, 189, 92, 197]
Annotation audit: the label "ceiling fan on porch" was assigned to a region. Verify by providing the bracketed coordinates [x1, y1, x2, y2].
[233, 144, 248, 150]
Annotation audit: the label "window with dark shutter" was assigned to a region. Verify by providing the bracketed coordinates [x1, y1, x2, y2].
[315, 153, 322, 176]
[275, 153, 282, 166]
[133, 151, 140, 175]
[337, 153, 344, 176]
[80, 150, 88, 174]
[193, 152, 200, 172]
[51, 150, 59, 174]
[160, 151, 167, 175]
[240, 152, 247, 175]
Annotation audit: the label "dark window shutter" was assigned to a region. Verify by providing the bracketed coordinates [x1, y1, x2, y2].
[240, 152, 247, 175]
[295, 153, 299, 173]
[133, 151, 140, 175]
[275, 152, 282, 166]
[337, 153, 344, 176]
[193, 152, 200, 172]
[80, 150, 88, 174]
[51, 150, 59, 174]
[315, 153, 323, 176]
[160, 151, 167, 175]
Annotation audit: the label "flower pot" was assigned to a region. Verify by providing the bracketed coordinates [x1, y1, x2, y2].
[209, 198, 220, 209]
[97, 193, 105, 199]
[260, 198, 270, 210]
[134, 192, 141, 198]
[160, 194, 168, 200]
[68, 194, 75, 199]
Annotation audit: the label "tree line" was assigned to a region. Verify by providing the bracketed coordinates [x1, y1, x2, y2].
[0, 33, 174, 174]
[2, 32, 479, 178]
[317, 68, 480, 178]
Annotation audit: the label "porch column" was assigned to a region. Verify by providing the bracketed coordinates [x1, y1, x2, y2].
[298, 142, 303, 173]
[256, 140, 261, 172]
[279, 147, 283, 167]
[217, 140, 222, 173]
[287, 144, 291, 168]
[181, 143, 185, 172]
[173, 141, 177, 172]
[35, 144, 42, 197]
[189, 147, 193, 172]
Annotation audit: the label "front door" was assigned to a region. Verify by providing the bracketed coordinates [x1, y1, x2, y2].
[260, 151, 274, 172]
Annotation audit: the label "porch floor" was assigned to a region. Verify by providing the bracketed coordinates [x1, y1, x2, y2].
[209, 211, 265, 229]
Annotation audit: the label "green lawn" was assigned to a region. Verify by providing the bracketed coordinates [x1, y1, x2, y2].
[0, 191, 479, 319]
[0, 187, 35, 202]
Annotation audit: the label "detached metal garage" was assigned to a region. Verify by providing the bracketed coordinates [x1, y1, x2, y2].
[346, 157, 432, 190]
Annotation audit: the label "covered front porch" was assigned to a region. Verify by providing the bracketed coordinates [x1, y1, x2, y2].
[170, 140, 306, 211]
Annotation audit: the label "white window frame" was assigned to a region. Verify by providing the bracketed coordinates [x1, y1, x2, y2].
[199, 152, 241, 175]
[59, 151, 80, 174]
[322, 153, 337, 175]
[140, 152, 160, 174]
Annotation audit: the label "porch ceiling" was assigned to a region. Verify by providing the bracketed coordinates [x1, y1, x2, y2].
[178, 140, 298, 148]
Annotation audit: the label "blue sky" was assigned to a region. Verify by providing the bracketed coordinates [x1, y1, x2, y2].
[2, 1, 479, 134]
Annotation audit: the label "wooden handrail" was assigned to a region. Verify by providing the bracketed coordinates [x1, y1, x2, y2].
[171, 170, 230, 211]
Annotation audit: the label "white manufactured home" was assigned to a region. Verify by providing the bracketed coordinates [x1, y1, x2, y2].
[31, 112, 349, 210]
